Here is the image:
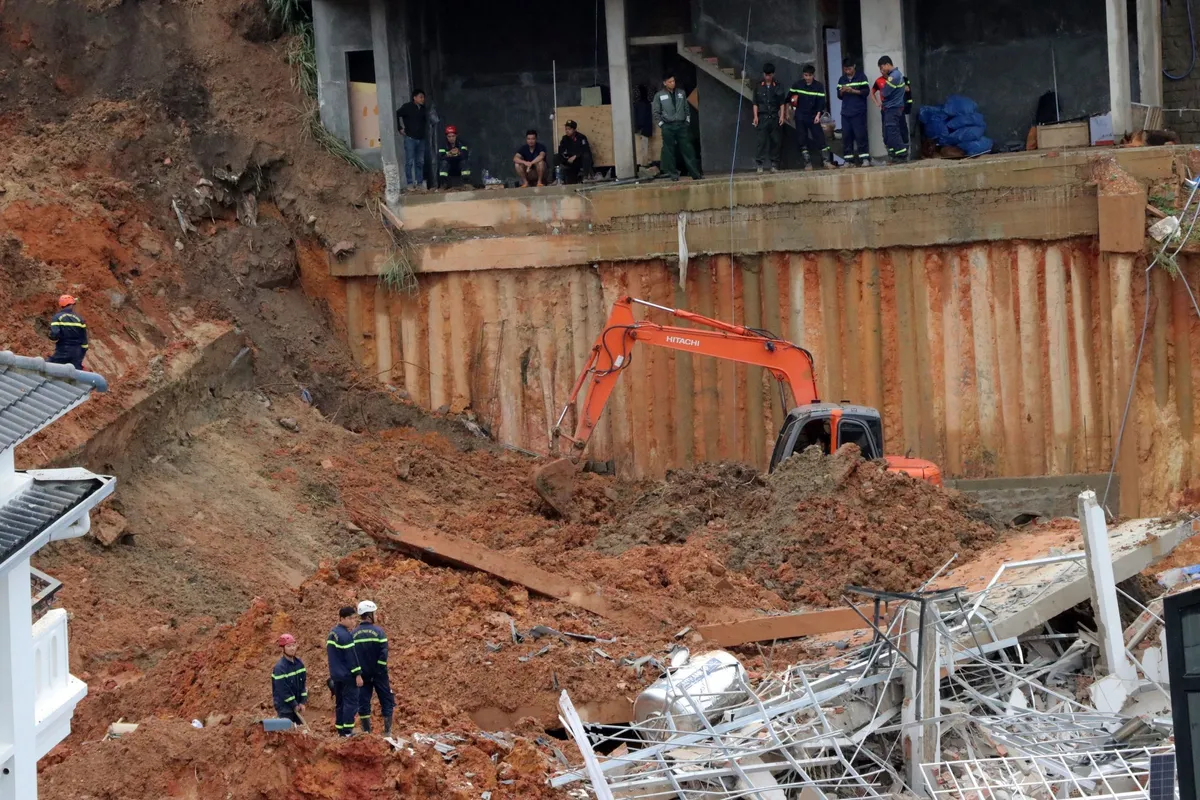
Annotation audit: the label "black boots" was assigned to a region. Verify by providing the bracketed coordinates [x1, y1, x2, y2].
[360, 718, 372, 734]
[383, 715, 393, 736]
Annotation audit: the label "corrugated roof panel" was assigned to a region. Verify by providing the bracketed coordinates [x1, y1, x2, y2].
[0, 479, 102, 566]
[0, 353, 107, 453]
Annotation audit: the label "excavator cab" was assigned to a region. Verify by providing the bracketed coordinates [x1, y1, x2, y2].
[769, 403, 942, 486]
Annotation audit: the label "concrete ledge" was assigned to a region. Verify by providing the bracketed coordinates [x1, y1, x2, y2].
[342, 147, 1179, 274]
[949, 474, 1120, 521]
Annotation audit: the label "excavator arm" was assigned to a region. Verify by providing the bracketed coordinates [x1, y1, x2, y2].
[550, 296, 820, 456]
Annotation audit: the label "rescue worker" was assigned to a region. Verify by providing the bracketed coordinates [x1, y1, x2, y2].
[353, 600, 395, 735]
[437, 125, 471, 189]
[48, 295, 88, 370]
[557, 120, 594, 184]
[789, 64, 829, 170]
[836, 57, 870, 167]
[652, 70, 702, 181]
[751, 62, 788, 173]
[271, 633, 308, 725]
[877, 56, 908, 163]
[326, 606, 362, 737]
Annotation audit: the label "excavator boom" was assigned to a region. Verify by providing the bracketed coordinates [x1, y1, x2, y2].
[552, 296, 819, 454]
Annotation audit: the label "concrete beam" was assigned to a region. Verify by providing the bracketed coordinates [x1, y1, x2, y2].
[604, 0, 636, 179]
[695, 606, 876, 646]
[860, 0, 905, 159]
[381, 522, 665, 627]
[1107, 0, 1133, 137]
[979, 517, 1199, 643]
[1137, 0, 1163, 108]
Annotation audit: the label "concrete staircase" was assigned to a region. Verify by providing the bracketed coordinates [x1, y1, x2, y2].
[629, 35, 754, 102]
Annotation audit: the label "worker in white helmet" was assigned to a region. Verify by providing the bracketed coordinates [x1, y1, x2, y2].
[352, 600, 394, 735]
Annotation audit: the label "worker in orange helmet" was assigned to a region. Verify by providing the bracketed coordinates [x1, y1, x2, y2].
[48, 295, 88, 370]
[271, 633, 308, 725]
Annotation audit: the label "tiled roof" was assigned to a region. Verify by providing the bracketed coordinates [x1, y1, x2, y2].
[0, 352, 108, 453]
[0, 478, 104, 568]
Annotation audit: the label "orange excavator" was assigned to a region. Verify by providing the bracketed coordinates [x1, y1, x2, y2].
[534, 295, 942, 515]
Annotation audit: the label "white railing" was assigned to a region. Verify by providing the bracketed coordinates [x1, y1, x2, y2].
[31, 609, 87, 760]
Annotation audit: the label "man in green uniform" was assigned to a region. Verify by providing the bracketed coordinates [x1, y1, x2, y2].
[652, 71, 702, 181]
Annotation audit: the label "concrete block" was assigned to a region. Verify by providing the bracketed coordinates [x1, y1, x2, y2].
[1098, 188, 1148, 253]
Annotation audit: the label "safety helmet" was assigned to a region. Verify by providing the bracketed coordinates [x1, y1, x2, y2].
[58, 294, 76, 308]
[277, 633, 296, 647]
[357, 600, 378, 615]
[445, 125, 457, 135]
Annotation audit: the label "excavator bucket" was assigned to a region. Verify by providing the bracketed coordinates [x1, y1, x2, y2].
[533, 458, 577, 517]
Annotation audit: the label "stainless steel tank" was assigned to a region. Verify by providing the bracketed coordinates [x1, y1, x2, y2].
[632, 650, 747, 742]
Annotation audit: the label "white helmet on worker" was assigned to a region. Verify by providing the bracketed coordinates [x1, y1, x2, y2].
[357, 600, 378, 615]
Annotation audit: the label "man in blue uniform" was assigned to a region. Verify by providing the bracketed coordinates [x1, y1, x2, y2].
[789, 64, 828, 170]
[48, 295, 88, 369]
[353, 600, 395, 736]
[437, 126, 471, 189]
[271, 633, 308, 725]
[878, 56, 909, 163]
[836, 58, 870, 167]
[326, 606, 362, 736]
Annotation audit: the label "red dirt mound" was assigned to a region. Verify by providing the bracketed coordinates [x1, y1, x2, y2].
[596, 446, 1004, 605]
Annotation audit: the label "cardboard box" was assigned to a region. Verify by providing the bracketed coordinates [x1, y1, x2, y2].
[1037, 120, 1090, 150]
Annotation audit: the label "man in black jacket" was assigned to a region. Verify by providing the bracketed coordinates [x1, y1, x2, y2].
[752, 63, 788, 173]
[557, 121, 594, 184]
[397, 89, 429, 191]
[326, 606, 362, 736]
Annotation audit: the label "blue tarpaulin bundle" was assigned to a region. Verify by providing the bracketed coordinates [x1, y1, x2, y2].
[919, 94, 991, 156]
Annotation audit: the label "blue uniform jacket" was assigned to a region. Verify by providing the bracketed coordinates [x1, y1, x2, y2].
[882, 68, 907, 109]
[326, 624, 361, 682]
[837, 72, 870, 117]
[49, 310, 88, 355]
[271, 655, 307, 713]
[790, 79, 827, 120]
[353, 622, 390, 679]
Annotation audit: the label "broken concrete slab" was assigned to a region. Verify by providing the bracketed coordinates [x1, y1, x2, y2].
[973, 516, 1198, 643]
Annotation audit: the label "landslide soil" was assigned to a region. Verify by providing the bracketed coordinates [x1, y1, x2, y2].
[593, 445, 1005, 605]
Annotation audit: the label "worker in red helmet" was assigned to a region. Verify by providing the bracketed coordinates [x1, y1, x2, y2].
[436, 125, 471, 189]
[271, 633, 308, 725]
[48, 295, 88, 370]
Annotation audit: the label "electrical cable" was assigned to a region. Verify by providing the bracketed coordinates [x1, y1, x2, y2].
[1102, 176, 1200, 511]
[1164, 0, 1197, 81]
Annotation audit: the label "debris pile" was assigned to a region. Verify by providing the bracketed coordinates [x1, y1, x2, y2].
[598, 446, 1003, 604]
[555, 497, 1189, 800]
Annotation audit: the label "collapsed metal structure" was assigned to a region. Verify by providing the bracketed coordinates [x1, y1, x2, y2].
[553, 493, 1182, 800]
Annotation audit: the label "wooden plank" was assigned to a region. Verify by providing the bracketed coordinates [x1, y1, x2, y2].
[696, 606, 877, 647]
[383, 524, 662, 626]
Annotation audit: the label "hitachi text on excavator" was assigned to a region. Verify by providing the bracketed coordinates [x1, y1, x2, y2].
[534, 295, 942, 516]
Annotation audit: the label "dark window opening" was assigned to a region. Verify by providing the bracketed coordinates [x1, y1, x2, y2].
[795, 418, 833, 455]
[347, 50, 376, 83]
[838, 418, 880, 459]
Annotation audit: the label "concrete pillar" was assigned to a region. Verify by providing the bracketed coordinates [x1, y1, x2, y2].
[0, 560, 36, 800]
[860, 0, 905, 160]
[1106, 0, 1133, 137]
[1137, 0, 1163, 108]
[1079, 491, 1136, 682]
[369, 0, 412, 204]
[902, 603, 939, 797]
[604, 0, 636, 179]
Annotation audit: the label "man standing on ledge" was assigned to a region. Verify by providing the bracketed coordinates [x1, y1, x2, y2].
[48, 294, 88, 370]
[789, 64, 828, 170]
[836, 57, 870, 167]
[513, 129, 548, 187]
[653, 70, 702, 181]
[878, 56, 908, 163]
[397, 89, 429, 192]
[752, 62, 787, 173]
